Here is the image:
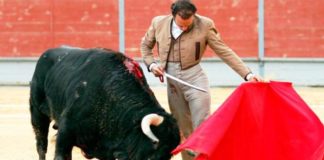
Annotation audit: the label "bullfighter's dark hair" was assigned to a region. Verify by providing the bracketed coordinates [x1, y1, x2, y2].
[171, 0, 197, 19]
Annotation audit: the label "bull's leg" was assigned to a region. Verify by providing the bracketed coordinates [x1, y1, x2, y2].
[54, 119, 74, 160]
[30, 105, 50, 160]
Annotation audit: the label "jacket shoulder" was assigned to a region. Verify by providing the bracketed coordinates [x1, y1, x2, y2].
[152, 15, 168, 21]
[152, 15, 172, 25]
[195, 14, 215, 27]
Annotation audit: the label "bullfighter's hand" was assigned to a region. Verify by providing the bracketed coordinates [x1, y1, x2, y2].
[151, 63, 164, 77]
[248, 74, 265, 82]
[150, 63, 164, 82]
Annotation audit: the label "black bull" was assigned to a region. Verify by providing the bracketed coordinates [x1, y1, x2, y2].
[29, 47, 180, 160]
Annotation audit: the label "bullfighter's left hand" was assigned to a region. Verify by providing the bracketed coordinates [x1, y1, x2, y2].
[248, 74, 265, 82]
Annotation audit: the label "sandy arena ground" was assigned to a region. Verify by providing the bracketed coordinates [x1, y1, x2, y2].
[0, 86, 323, 160]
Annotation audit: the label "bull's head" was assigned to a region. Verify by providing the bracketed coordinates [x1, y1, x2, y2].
[106, 113, 180, 160]
[116, 113, 180, 160]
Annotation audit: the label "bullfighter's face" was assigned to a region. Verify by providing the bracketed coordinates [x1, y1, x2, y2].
[174, 14, 194, 31]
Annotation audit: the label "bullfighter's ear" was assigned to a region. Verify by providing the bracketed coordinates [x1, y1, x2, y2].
[141, 114, 164, 143]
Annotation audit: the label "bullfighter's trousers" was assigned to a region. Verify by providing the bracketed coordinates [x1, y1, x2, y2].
[166, 62, 211, 160]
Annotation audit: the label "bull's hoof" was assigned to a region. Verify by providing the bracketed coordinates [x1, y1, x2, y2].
[81, 150, 94, 159]
[52, 123, 59, 130]
[50, 133, 57, 143]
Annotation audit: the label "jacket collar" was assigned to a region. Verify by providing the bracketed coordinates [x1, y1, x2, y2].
[169, 15, 196, 34]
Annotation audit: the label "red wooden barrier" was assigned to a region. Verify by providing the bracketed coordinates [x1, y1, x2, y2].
[0, 0, 323, 58]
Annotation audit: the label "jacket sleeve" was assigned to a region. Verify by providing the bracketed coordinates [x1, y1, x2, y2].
[206, 19, 251, 79]
[140, 17, 157, 68]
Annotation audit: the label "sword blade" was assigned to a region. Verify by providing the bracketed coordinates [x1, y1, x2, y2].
[164, 73, 207, 93]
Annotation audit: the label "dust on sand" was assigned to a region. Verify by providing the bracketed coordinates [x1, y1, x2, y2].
[0, 86, 323, 160]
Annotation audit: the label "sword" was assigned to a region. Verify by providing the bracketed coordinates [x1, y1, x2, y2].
[164, 73, 208, 93]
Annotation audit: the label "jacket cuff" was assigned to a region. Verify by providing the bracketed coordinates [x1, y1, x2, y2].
[244, 72, 254, 81]
[147, 62, 157, 72]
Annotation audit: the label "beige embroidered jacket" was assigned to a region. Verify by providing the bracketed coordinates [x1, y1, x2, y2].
[140, 14, 251, 78]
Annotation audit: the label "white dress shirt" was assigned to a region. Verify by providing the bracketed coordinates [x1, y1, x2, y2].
[172, 20, 183, 39]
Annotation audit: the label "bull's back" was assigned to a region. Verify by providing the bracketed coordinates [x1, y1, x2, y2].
[30, 48, 100, 112]
[30, 47, 128, 118]
[30, 48, 79, 116]
[31, 47, 85, 89]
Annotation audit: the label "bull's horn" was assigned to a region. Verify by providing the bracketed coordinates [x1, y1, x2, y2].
[141, 113, 164, 143]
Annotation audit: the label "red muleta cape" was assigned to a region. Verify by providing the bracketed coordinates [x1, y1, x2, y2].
[172, 81, 324, 160]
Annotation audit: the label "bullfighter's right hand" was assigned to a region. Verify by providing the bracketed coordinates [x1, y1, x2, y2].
[149, 63, 164, 82]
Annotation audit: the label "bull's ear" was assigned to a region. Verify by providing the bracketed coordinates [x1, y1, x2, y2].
[141, 114, 164, 143]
